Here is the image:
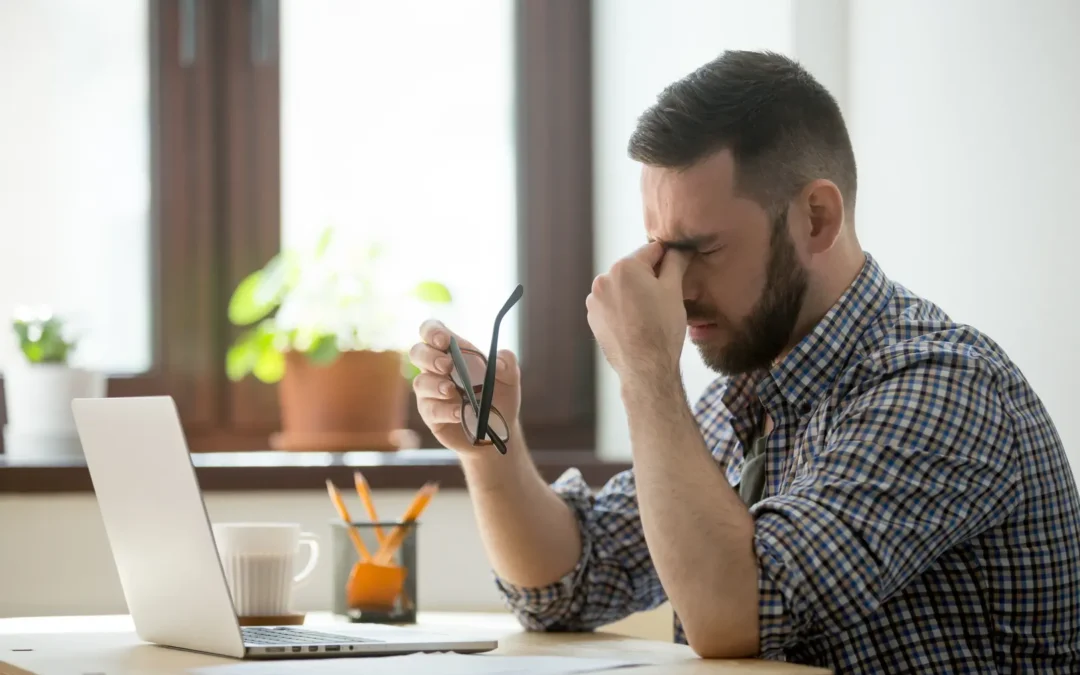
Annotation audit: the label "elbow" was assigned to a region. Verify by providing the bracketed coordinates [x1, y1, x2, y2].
[688, 634, 759, 660]
[684, 619, 759, 660]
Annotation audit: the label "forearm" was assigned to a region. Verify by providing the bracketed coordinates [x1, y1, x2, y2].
[622, 373, 759, 658]
[461, 426, 583, 588]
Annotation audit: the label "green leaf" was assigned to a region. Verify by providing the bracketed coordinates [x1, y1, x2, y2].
[13, 315, 73, 364]
[226, 319, 282, 381]
[414, 281, 452, 304]
[23, 342, 44, 363]
[225, 334, 259, 381]
[228, 270, 274, 326]
[252, 347, 286, 383]
[306, 335, 340, 365]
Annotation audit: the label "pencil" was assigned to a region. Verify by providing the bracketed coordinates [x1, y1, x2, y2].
[325, 479, 372, 562]
[373, 482, 439, 566]
[354, 471, 387, 546]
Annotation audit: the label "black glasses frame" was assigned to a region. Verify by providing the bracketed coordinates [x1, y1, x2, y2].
[447, 284, 523, 455]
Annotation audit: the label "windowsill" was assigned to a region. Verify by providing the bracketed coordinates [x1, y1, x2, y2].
[0, 449, 630, 493]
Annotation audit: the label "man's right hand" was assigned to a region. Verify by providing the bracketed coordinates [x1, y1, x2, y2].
[409, 319, 523, 455]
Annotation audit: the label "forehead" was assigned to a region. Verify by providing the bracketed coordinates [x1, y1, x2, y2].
[641, 150, 762, 243]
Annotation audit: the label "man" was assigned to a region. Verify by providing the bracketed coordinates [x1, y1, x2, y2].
[409, 50, 1080, 673]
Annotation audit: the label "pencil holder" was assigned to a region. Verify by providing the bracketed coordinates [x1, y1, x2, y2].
[329, 521, 418, 624]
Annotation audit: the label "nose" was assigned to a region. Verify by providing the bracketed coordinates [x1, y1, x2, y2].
[681, 258, 702, 303]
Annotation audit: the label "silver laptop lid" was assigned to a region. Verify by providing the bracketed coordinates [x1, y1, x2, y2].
[73, 396, 247, 659]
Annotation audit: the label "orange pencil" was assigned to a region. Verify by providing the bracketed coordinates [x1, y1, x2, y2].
[373, 482, 438, 566]
[354, 471, 387, 546]
[325, 479, 372, 563]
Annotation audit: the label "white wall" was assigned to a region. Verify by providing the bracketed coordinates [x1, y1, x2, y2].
[0, 490, 502, 618]
[594, 0, 1080, 478]
[0, 488, 675, 638]
[849, 0, 1080, 470]
[592, 0, 795, 459]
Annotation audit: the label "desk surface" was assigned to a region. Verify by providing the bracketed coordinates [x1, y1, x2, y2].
[0, 613, 828, 674]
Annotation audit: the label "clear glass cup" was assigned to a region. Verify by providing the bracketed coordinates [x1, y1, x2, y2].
[330, 520, 417, 624]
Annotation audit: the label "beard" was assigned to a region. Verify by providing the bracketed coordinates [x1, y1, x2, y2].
[688, 210, 808, 376]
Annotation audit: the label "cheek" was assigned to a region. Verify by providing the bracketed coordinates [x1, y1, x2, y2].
[684, 254, 764, 325]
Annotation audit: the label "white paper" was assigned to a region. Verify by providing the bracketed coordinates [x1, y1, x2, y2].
[190, 652, 642, 675]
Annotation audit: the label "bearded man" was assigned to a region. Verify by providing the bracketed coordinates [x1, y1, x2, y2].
[409, 50, 1080, 674]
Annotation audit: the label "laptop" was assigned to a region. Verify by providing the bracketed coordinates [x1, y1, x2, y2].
[71, 395, 498, 660]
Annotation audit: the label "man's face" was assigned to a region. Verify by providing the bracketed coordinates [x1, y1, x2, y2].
[642, 151, 808, 376]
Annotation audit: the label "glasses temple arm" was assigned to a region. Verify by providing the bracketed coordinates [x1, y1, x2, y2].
[448, 337, 480, 414]
[476, 285, 523, 443]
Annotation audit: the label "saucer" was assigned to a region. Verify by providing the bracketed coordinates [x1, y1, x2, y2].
[237, 613, 306, 626]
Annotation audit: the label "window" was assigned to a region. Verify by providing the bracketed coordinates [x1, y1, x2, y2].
[0, 0, 595, 453]
[279, 0, 519, 354]
[0, 0, 223, 442]
[0, 0, 151, 374]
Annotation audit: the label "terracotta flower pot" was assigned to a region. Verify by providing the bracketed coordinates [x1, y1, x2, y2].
[269, 350, 415, 452]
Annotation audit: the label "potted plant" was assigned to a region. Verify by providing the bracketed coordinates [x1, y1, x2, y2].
[225, 229, 451, 451]
[3, 308, 105, 460]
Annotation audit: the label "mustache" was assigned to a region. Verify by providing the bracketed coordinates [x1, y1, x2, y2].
[684, 301, 718, 322]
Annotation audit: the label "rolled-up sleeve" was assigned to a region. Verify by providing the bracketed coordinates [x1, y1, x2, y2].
[751, 354, 1021, 657]
[494, 465, 667, 632]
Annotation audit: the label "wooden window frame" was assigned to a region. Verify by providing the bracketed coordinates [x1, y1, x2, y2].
[0, 0, 595, 454]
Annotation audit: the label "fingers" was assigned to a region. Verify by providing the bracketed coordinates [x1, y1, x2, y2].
[658, 247, 690, 287]
[414, 320, 521, 385]
[597, 242, 665, 290]
[495, 349, 520, 386]
[418, 319, 477, 352]
[409, 341, 453, 374]
[418, 319, 450, 349]
[414, 370, 462, 426]
[418, 396, 462, 425]
[413, 372, 455, 399]
[630, 241, 666, 271]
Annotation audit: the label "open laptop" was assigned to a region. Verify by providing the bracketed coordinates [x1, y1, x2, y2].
[71, 395, 498, 660]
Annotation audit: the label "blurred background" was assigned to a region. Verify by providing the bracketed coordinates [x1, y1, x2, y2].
[1, 0, 1077, 634]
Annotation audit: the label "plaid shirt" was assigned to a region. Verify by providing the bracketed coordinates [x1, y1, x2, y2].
[496, 254, 1080, 673]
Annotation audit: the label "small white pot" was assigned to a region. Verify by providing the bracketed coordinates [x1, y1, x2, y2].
[2, 363, 106, 460]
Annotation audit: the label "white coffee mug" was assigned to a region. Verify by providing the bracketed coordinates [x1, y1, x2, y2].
[212, 522, 319, 617]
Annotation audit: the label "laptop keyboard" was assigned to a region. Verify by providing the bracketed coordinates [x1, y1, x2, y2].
[242, 626, 376, 646]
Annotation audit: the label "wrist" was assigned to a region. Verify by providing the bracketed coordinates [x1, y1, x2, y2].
[619, 365, 684, 406]
[459, 428, 530, 490]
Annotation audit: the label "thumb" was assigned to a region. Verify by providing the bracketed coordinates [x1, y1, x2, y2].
[630, 241, 666, 272]
[494, 349, 520, 386]
[658, 248, 690, 288]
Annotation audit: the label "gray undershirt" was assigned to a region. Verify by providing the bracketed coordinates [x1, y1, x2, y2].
[736, 435, 768, 507]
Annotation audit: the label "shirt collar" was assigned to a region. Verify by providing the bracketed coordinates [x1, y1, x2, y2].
[766, 252, 894, 413]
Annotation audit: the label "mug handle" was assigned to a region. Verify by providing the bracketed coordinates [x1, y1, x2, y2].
[293, 532, 319, 587]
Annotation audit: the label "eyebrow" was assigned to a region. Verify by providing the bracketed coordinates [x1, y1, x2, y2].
[650, 234, 721, 252]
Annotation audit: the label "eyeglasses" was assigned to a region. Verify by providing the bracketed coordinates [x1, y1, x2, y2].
[447, 285, 523, 455]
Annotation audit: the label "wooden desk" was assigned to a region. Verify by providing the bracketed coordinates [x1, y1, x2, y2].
[0, 613, 829, 674]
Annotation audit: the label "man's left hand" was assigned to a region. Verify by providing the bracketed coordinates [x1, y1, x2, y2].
[586, 242, 690, 383]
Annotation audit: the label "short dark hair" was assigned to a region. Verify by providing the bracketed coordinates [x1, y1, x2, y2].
[628, 50, 857, 215]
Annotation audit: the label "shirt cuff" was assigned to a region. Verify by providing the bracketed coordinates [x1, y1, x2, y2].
[491, 468, 595, 630]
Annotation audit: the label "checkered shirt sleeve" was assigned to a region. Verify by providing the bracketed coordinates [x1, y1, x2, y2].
[753, 345, 1021, 656]
[493, 464, 664, 631]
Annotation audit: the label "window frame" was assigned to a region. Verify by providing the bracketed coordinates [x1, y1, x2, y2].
[0, 0, 596, 454]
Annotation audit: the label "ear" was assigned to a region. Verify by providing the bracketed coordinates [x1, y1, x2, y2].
[798, 179, 845, 255]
